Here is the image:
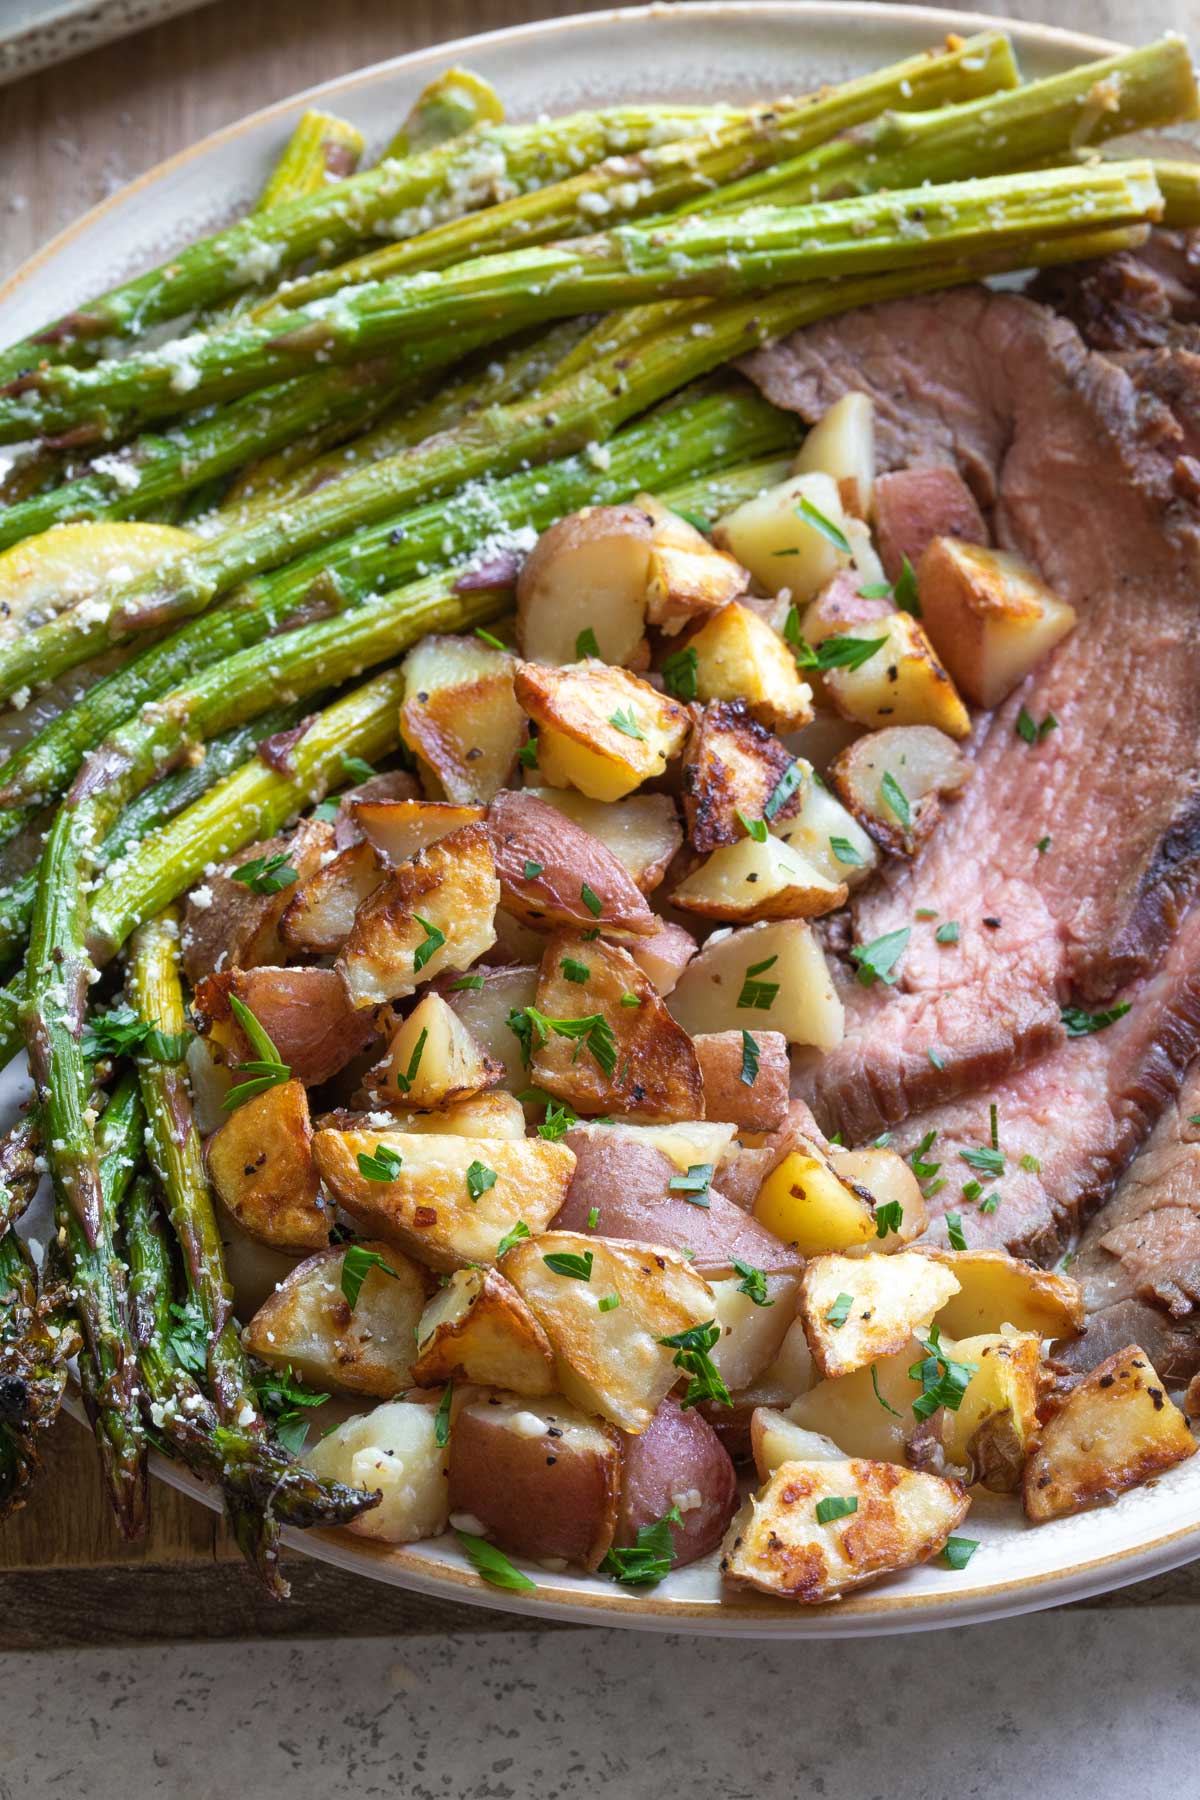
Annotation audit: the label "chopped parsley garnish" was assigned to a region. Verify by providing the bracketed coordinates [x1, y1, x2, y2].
[221, 997, 290, 1110]
[507, 1006, 617, 1078]
[739, 1029, 760, 1087]
[989, 1102, 1000, 1150]
[962, 1179, 982, 1203]
[523, 859, 544, 880]
[1061, 1003, 1132, 1037]
[450, 974, 485, 992]
[1020, 1153, 1042, 1173]
[942, 1536, 979, 1571]
[825, 1292, 854, 1330]
[661, 644, 699, 702]
[165, 1298, 208, 1375]
[517, 738, 539, 769]
[543, 1249, 594, 1281]
[466, 1161, 498, 1202]
[340, 755, 376, 783]
[356, 1144, 404, 1182]
[575, 627, 600, 659]
[731, 1259, 773, 1307]
[1036, 834, 1051, 854]
[311, 798, 340, 823]
[881, 771, 910, 828]
[1016, 706, 1058, 745]
[434, 1380, 454, 1447]
[959, 1144, 1005, 1177]
[393, 1026, 428, 1095]
[815, 1495, 858, 1525]
[850, 926, 910, 988]
[737, 954, 780, 1011]
[872, 1365, 902, 1417]
[231, 850, 298, 895]
[455, 1530, 536, 1594]
[763, 760, 803, 822]
[736, 810, 768, 842]
[911, 1130, 940, 1180]
[340, 1243, 400, 1309]
[82, 1004, 187, 1065]
[797, 495, 851, 553]
[598, 1293, 621, 1314]
[476, 627, 506, 650]
[658, 1320, 731, 1410]
[935, 920, 960, 945]
[599, 1507, 681, 1586]
[815, 633, 888, 672]
[978, 1193, 1000, 1215]
[608, 706, 644, 741]
[254, 1365, 329, 1456]
[586, 1206, 600, 1230]
[945, 1210, 968, 1251]
[620, 992, 641, 1008]
[829, 835, 865, 867]
[412, 913, 446, 972]
[859, 555, 919, 616]
[496, 1221, 530, 1256]
[669, 1163, 714, 1207]
[580, 882, 603, 918]
[536, 1099, 578, 1142]
[874, 1200, 904, 1239]
[928, 1048, 946, 1070]
[909, 1324, 976, 1421]
[560, 956, 590, 984]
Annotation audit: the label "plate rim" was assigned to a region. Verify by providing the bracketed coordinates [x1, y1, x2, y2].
[20, 2, 1200, 1637]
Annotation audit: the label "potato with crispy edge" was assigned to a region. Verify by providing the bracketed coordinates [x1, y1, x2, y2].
[515, 658, 690, 802]
[401, 633, 528, 804]
[314, 1127, 574, 1271]
[666, 919, 843, 1052]
[671, 831, 847, 923]
[410, 1265, 556, 1394]
[800, 1251, 960, 1380]
[917, 1247, 1085, 1341]
[829, 724, 971, 858]
[615, 1395, 739, 1569]
[563, 1118, 739, 1177]
[528, 929, 704, 1123]
[207, 1078, 330, 1251]
[181, 816, 334, 984]
[821, 614, 971, 739]
[686, 601, 813, 733]
[503, 1231, 715, 1433]
[638, 493, 749, 636]
[693, 1029, 789, 1132]
[448, 1391, 621, 1569]
[338, 1090, 526, 1140]
[680, 700, 806, 853]
[516, 504, 653, 667]
[336, 822, 499, 1008]
[278, 839, 386, 954]
[791, 394, 875, 520]
[444, 963, 539, 1094]
[628, 920, 698, 997]
[713, 472, 852, 601]
[721, 1456, 969, 1602]
[361, 992, 502, 1113]
[351, 798, 486, 866]
[523, 787, 681, 895]
[918, 539, 1077, 709]
[1024, 1344, 1196, 1522]
[304, 1397, 449, 1543]
[485, 788, 656, 938]
[943, 1331, 1042, 1492]
[191, 966, 377, 1089]
[241, 1238, 429, 1397]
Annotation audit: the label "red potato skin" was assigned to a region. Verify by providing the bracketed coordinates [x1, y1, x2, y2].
[554, 1131, 802, 1275]
[192, 966, 378, 1087]
[448, 1400, 620, 1570]
[485, 788, 656, 937]
[694, 1030, 790, 1131]
[615, 1396, 739, 1568]
[715, 1098, 833, 1211]
[873, 467, 988, 582]
[332, 770, 421, 848]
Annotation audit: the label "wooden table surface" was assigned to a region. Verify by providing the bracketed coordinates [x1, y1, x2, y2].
[1, 0, 1198, 1645]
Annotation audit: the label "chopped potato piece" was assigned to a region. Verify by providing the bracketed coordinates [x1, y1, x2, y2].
[411, 1265, 556, 1394]
[686, 601, 813, 732]
[313, 1128, 574, 1271]
[667, 920, 843, 1052]
[754, 1142, 876, 1255]
[207, 1079, 330, 1251]
[340, 1091, 526, 1140]
[564, 1117, 738, 1176]
[352, 798, 486, 867]
[503, 1231, 714, 1432]
[362, 992, 502, 1112]
[279, 839, 386, 954]
[786, 1350, 922, 1462]
[680, 700, 807, 853]
[773, 775, 878, 890]
[918, 539, 1077, 709]
[694, 1029, 789, 1131]
[628, 920, 698, 996]
[800, 1251, 960, 1379]
[528, 929, 703, 1123]
[829, 724, 971, 857]
[709, 1271, 801, 1391]
[638, 492, 749, 634]
[751, 1409, 845, 1481]
[485, 787, 655, 937]
[918, 1247, 1085, 1341]
[1024, 1345, 1196, 1522]
[401, 633, 528, 802]
[522, 787, 681, 895]
[445, 963, 539, 1094]
[515, 504, 652, 667]
[720, 1456, 969, 1601]
[671, 831, 847, 923]
[821, 614, 971, 738]
[304, 1398, 448, 1543]
[242, 1239, 429, 1397]
[515, 658, 690, 802]
[336, 822, 499, 1008]
[191, 965, 376, 1088]
[943, 1331, 1042, 1491]
[799, 571, 891, 649]
[791, 393, 875, 520]
[713, 472, 852, 601]
[181, 816, 334, 984]
[829, 1148, 928, 1247]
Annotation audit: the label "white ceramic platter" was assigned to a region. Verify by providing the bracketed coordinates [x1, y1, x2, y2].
[4, 2, 1200, 1636]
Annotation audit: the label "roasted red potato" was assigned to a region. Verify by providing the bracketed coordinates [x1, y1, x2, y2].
[615, 1395, 739, 1570]
[279, 839, 386, 955]
[515, 658, 691, 802]
[485, 788, 656, 938]
[693, 1029, 790, 1131]
[192, 966, 377, 1088]
[206, 1078, 330, 1251]
[181, 817, 334, 984]
[410, 1265, 557, 1394]
[351, 798, 486, 867]
[638, 493, 749, 635]
[522, 787, 681, 896]
[872, 465, 987, 580]
[829, 724, 970, 857]
[400, 633, 528, 804]
[444, 962, 539, 1093]
[680, 700, 807, 853]
[628, 919, 698, 996]
[515, 504, 653, 667]
[361, 991, 502, 1113]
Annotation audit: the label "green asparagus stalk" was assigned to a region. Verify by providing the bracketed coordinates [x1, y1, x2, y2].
[9, 159, 1157, 442]
[258, 108, 366, 208]
[0, 1113, 41, 1234]
[0, 1221, 79, 1520]
[1152, 159, 1200, 226]
[382, 67, 504, 161]
[257, 32, 1018, 319]
[0, 105, 727, 385]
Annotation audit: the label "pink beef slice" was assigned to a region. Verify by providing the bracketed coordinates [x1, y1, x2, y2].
[741, 286, 1200, 1140]
[891, 899, 1200, 1268]
[872, 466, 987, 580]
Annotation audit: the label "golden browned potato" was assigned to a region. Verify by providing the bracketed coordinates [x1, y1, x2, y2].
[638, 492, 749, 635]
[503, 1230, 715, 1432]
[680, 700, 807, 853]
[614, 1395, 740, 1570]
[522, 786, 681, 895]
[1024, 1345, 1197, 1522]
[410, 1265, 556, 1394]
[943, 1331, 1042, 1491]
[515, 658, 690, 802]
[628, 920, 698, 996]
[798, 574, 892, 652]
[278, 839, 386, 954]
[351, 798, 487, 866]
[918, 539, 1077, 709]
[800, 1251, 961, 1380]
[361, 991, 502, 1113]
[667, 919, 843, 1052]
[693, 1029, 789, 1131]
[350, 1090, 526, 1140]
[917, 1247, 1085, 1341]
[528, 929, 704, 1123]
[821, 615, 971, 739]
[753, 1140, 876, 1256]
[336, 822, 499, 1008]
[687, 601, 813, 732]
[448, 1390, 620, 1568]
[191, 966, 377, 1088]
[445, 963, 539, 1093]
[485, 787, 655, 937]
[720, 1456, 970, 1601]
[791, 393, 875, 520]
[207, 1079, 330, 1251]
[671, 832, 848, 923]
[313, 1126, 574, 1271]
[829, 724, 971, 857]
[304, 1397, 449, 1543]
[241, 1239, 429, 1397]
[181, 816, 335, 984]
[713, 472, 853, 601]
[515, 504, 653, 667]
[401, 633, 528, 803]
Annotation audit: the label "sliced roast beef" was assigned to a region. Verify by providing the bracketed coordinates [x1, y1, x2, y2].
[743, 287, 1200, 1137]
[1028, 230, 1200, 354]
[889, 899, 1200, 1267]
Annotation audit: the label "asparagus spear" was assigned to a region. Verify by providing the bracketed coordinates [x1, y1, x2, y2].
[382, 67, 504, 161]
[0, 105, 726, 385]
[0, 1221, 79, 1520]
[258, 108, 366, 208]
[8, 160, 1158, 442]
[0, 1113, 41, 1235]
[1152, 159, 1200, 226]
